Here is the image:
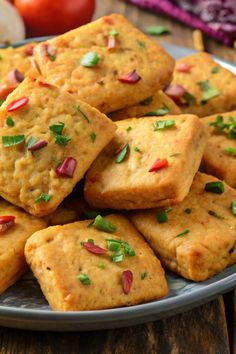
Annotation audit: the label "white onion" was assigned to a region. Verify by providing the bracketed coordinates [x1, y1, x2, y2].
[0, 0, 25, 44]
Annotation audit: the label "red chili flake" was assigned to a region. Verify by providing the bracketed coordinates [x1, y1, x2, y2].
[118, 70, 141, 84]
[0, 84, 17, 100]
[175, 63, 191, 73]
[122, 270, 133, 294]
[148, 158, 168, 172]
[56, 157, 77, 178]
[38, 81, 52, 88]
[6, 96, 29, 112]
[83, 242, 107, 255]
[107, 36, 116, 50]
[25, 44, 35, 56]
[28, 139, 48, 151]
[164, 84, 186, 104]
[7, 69, 24, 85]
[0, 215, 15, 234]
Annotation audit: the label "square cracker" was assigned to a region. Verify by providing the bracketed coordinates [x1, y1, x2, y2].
[84, 115, 207, 210]
[130, 172, 236, 281]
[25, 214, 168, 311]
[109, 90, 181, 121]
[201, 110, 236, 188]
[0, 77, 116, 217]
[0, 199, 46, 294]
[170, 52, 236, 117]
[33, 14, 174, 113]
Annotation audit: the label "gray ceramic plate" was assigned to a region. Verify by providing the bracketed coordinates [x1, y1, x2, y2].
[0, 39, 235, 331]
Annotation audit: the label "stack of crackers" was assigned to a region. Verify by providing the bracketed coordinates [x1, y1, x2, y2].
[0, 14, 235, 311]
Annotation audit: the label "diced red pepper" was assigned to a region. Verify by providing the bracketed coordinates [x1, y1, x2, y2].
[6, 96, 29, 112]
[175, 63, 192, 73]
[25, 44, 35, 56]
[148, 158, 168, 172]
[164, 84, 186, 104]
[38, 81, 52, 88]
[118, 70, 141, 84]
[0, 216, 15, 234]
[107, 36, 116, 50]
[83, 242, 107, 255]
[122, 270, 133, 294]
[56, 157, 77, 178]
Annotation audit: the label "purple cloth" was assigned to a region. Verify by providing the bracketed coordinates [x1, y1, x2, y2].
[127, 0, 236, 45]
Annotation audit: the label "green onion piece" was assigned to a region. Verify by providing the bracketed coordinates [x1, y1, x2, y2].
[184, 208, 192, 214]
[77, 105, 90, 123]
[126, 126, 132, 133]
[106, 239, 135, 256]
[87, 238, 94, 244]
[224, 147, 236, 155]
[141, 271, 148, 280]
[139, 96, 153, 106]
[92, 215, 116, 233]
[106, 239, 121, 252]
[211, 67, 219, 74]
[153, 119, 175, 130]
[2, 135, 25, 147]
[122, 241, 135, 256]
[54, 135, 70, 146]
[34, 193, 51, 204]
[137, 40, 145, 48]
[134, 146, 141, 152]
[197, 80, 220, 104]
[80, 51, 100, 67]
[175, 229, 190, 238]
[84, 210, 100, 219]
[49, 122, 64, 136]
[231, 202, 236, 215]
[111, 251, 125, 263]
[169, 153, 180, 157]
[144, 25, 171, 36]
[26, 136, 37, 149]
[77, 274, 91, 285]
[115, 143, 129, 164]
[146, 104, 169, 117]
[209, 115, 236, 139]
[97, 262, 106, 269]
[156, 210, 168, 223]
[208, 210, 224, 219]
[90, 132, 96, 143]
[6, 116, 14, 127]
[183, 92, 196, 106]
[109, 29, 119, 36]
[205, 181, 224, 194]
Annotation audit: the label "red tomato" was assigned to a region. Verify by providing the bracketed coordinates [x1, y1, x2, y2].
[14, 0, 96, 36]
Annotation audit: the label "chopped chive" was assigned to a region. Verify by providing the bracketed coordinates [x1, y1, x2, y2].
[77, 105, 90, 123]
[111, 251, 125, 263]
[115, 143, 129, 164]
[106, 239, 121, 252]
[97, 262, 106, 269]
[175, 229, 189, 238]
[109, 29, 119, 37]
[84, 210, 100, 219]
[197, 80, 220, 104]
[184, 208, 192, 214]
[146, 104, 169, 117]
[126, 126, 132, 133]
[209, 115, 236, 139]
[156, 210, 168, 223]
[139, 96, 153, 106]
[34, 193, 51, 203]
[25, 136, 37, 149]
[211, 67, 219, 74]
[2, 135, 25, 147]
[137, 40, 145, 48]
[6, 116, 14, 127]
[87, 238, 94, 244]
[153, 119, 175, 130]
[54, 134, 70, 146]
[106, 239, 135, 261]
[141, 271, 148, 280]
[205, 181, 224, 194]
[208, 210, 224, 219]
[77, 274, 91, 285]
[92, 215, 116, 233]
[231, 202, 236, 215]
[90, 132, 96, 143]
[224, 147, 236, 155]
[49, 122, 64, 135]
[144, 25, 171, 36]
[169, 153, 180, 157]
[80, 51, 100, 67]
[134, 146, 141, 152]
[183, 92, 196, 106]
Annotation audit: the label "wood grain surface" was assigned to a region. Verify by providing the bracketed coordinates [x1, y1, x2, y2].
[0, 1, 235, 353]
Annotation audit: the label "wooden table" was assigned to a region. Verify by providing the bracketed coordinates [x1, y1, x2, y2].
[1, 1, 236, 353]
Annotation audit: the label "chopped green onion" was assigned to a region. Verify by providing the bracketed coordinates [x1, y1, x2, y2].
[224, 147, 236, 155]
[211, 67, 219, 74]
[144, 25, 170, 36]
[97, 262, 106, 269]
[183, 92, 196, 106]
[197, 80, 220, 104]
[92, 215, 116, 233]
[55, 135, 70, 146]
[77, 105, 90, 123]
[169, 153, 180, 157]
[208, 210, 224, 219]
[111, 251, 124, 263]
[156, 210, 168, 223]
[80, 51, 100, 67]
[137, 40, 145, 48]
[133, 146, 141, 152]
[141, 271, 148, 280]
[25, 136, 37, 149]
[126, 126, 132, 133]
[209, 115, 236, 139]
[175, 229, 189, 238]
[6, 116, 14, 127]
[231, 202, 236, 215]
[109, 29, 119, 36]
[2, 135, 25, 147]
[90, 132, 96, 143]
[106, 239, 121, 252]
[115, 143, 129, 164]
[106, 239, 135, 261]
[153, 119, 175, 130]
[184, 208, 192, 214]
[139, 96, 153, 106]
[205, 181, 224, 194]
[77, 274, 91, 285]
[87, 238, 94, 244]
[49, 122, 64, 136]
[34, 193, 51, 204]
[145, 104, 169, 117]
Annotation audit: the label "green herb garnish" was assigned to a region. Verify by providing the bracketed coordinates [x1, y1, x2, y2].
[106, 239, 135, 263]
[169, 153, 180, 157]
[184, 208, 192, 214]
[209, 115, 236, 139]
[144, 25, 171, 36]
[211, 67, 219, 74]
[137, 40, 145, 48]
[156, 210, 168, 223]
[2, 135, 25, 147]
[77, 274, 91, 285]
[197, 80, 220, 104]
[34, 193, 51, 204]
[139, 96, 153, 106]
[133, 146, 141, 152]
[90, 132, 96, 143]
[175, 229, 190, 238]
[224, 147, 236, 155]
[183, 92, 196, 106]
[55, 135, 70, 146]
[111, 251, 124, 263]
[115, 143, 129, 164]
[80, 51, 100, 67]
[205, 181, 224, 194]
[49, 122, 64, 136]
[126, 126, 132, 133]
[6, 116, 14, 127]
[25, 136, 37, 149]
[231, 202, 236, 215]
[141, 271, 148, 280]
[109, 29, 119, 37]
[77, 105, 90, 123]
[97, 262, 106, 269]
[146, 104, 169, 117]
[92, 215, 116, 233]
[208, 210, 224, 219]
[153, 119, 175, 130]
